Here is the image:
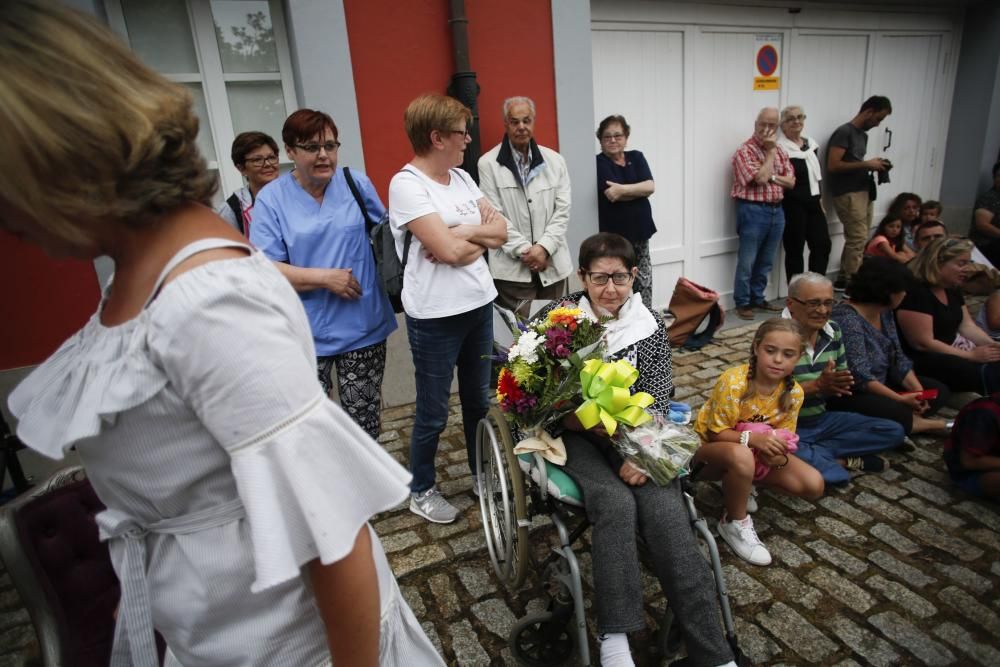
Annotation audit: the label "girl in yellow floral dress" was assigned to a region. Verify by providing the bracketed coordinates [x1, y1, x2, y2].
[693, 318, 824, 566]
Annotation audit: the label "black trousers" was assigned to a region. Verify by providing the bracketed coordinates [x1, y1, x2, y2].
[782, 195, 831, 281]
[826, 375, 949, 434]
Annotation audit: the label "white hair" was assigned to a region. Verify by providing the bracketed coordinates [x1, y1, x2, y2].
[756, 106, 779, 122]
[780, 105, 805, 123]
[503, 96, 536, 119]
[788, 272, 832, 297]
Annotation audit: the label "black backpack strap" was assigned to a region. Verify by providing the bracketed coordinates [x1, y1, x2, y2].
[342, 167, 376, 233]
[401, 229, 412, 270]
[226, 192, 244, 235]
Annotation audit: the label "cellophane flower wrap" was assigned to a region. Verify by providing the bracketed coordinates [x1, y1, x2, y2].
[574, 359, 698, 486]
[495, 306, 607, 462]
[614, 415, 701, 486]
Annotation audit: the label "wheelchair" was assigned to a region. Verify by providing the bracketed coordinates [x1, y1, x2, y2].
[475, 306, 743, 666]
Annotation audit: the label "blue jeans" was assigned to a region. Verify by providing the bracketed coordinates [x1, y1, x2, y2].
[734, 200, 785, 308]
[406, 303, 493, 494]
[795, 411, 905, 484]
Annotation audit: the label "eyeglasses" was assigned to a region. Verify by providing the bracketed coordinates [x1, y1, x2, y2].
[790, 297, 835, 311]
[244, 155, 279, 167]
[295, 142, 341, 154]
[601, 133, 626, 142]
[784, 114, 807, 122]
[583, 271, 633, 286]
[443, 128, 471, 138]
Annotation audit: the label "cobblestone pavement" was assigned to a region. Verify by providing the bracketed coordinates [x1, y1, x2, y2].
[2, 322, 999, 666]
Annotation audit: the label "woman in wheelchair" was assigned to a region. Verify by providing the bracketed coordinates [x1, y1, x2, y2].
[693, 319, 825, 566]
[538, 233, 736, 667]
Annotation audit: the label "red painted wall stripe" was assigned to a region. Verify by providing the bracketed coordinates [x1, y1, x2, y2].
[0, 232, 100, 370]
[343, 0, 558, 200]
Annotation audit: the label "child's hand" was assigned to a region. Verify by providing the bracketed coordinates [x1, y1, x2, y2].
[761, 451, 790, 467]
[749, 431, 788, 459]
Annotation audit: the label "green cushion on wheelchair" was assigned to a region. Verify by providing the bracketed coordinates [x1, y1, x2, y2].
[517, 453, 583, 506]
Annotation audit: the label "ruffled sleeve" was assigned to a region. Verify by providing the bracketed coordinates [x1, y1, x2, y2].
[8, 313, 169, 460]
[147, 257, 410, 592]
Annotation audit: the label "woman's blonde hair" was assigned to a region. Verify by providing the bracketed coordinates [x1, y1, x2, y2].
[742, 318, 806, 416]
[0, 1, 216, 248]
[908, 238, 973, 286]
[403, 94, 472, 156]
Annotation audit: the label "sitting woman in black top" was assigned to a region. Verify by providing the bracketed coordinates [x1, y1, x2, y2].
[830, 257, 949, 433]
[896, 238, 1000, 394]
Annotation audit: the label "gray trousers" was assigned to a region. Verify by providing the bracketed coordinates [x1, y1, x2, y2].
[562, 432, 733, 666]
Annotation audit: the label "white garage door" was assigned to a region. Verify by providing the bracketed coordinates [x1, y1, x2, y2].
[592, 1, 962, 308]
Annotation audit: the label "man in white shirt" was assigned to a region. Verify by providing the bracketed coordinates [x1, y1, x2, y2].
[478, 96, 573, 316]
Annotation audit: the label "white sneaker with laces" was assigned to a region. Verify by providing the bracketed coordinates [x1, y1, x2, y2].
[718, 514, 771, 566]
[409, 486, 459, 524]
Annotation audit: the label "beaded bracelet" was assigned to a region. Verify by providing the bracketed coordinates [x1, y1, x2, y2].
[739, 431, 751, 447]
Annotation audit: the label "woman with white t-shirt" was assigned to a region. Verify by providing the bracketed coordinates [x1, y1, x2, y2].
[389, 94, 508, 524]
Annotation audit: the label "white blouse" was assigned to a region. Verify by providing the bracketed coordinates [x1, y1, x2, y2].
[9, 240, 442, 667]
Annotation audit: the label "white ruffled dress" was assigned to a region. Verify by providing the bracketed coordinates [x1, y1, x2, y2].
[9, 240, 443, 667]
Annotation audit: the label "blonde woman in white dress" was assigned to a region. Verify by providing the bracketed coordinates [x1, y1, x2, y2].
[0, 3, 442, 665]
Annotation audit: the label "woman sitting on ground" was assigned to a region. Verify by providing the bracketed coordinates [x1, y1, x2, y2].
[830, 257, 949, 434]
[896, 238, 1000, 394]
[549, 233, 735, 667]
[886, 191, 923, 250]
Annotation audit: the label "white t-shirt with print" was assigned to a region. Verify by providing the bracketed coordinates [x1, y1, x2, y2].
[388, 166, 498, 319]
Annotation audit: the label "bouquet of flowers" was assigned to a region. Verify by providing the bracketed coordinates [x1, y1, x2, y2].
[574, 358, 698, 486]
[495, 306, 607, 463]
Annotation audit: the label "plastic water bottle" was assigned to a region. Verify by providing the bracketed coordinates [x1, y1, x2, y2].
[668, 401, 692, 425]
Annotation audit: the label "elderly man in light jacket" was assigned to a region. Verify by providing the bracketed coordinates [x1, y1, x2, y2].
[478, 96, 572, 316]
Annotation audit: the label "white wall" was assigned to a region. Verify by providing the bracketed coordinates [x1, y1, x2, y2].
[591, 0, 963, 309]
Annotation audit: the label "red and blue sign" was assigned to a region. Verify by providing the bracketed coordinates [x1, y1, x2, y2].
[756, 45, 778, 77]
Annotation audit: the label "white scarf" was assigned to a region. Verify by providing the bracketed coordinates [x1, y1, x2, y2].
[778, 134, 822, 197]
[578, 293, 658, 355]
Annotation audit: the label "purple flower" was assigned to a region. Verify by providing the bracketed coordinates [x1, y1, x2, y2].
[545, 328, 572, 357]
[514, 393, 538, 414]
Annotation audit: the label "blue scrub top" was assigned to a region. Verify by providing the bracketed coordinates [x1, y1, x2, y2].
[251, 169, 397, 357]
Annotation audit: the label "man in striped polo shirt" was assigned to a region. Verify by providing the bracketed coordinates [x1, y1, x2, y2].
[783, 272, 905, 484]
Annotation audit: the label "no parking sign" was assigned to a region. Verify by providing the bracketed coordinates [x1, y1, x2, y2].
[754, 34, 781, 90]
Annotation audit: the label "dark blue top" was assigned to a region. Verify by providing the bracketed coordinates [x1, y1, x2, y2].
[596, 150, 656, 243]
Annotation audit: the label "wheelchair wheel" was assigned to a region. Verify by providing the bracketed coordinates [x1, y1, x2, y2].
[508, 611, 575, 667]
[476, 406, 529, 589]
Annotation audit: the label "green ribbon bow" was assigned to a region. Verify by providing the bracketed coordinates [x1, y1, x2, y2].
[575, 359, 654, 436]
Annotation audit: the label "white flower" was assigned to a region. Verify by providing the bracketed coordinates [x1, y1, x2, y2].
[509, 331, 543, 364]
[575, 310, 598, 324]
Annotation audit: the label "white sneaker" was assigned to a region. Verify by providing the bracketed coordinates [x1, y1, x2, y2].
[746, 487, 758, 514]
[718, 514, 771, 566]
[471, 474, 481, 498]
[409, 487, 459, 524]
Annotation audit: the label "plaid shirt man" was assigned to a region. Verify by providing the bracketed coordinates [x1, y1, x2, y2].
[731, 135, 793, 202]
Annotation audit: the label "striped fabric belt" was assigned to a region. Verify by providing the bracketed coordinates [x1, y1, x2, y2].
[97, 499, 246, 667]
